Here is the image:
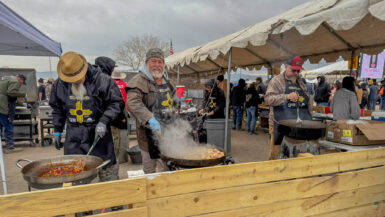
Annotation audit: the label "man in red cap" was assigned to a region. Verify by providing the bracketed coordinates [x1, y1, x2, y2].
[265, 56, 312, 159]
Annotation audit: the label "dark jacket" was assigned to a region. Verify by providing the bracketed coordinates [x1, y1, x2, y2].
[95, 57, 116, 76]
[369, 84, 377, 100]
[245, 86, 260, 108]
[203, 85, 225, 119]
[231, 83, 246, 107]
[95, 56, 126, 129]
[49, 64, 124, 165]
[257, 82, 266, 95]
[314, 76, 330, 103]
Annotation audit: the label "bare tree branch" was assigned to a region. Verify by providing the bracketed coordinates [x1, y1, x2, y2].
[114, 34, 170, 71]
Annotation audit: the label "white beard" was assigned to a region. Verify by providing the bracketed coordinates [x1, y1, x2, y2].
[71, 83, 87, 101]
[148, 66, 164, 79]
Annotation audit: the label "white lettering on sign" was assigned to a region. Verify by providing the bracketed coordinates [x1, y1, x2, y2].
[341, 137, 353, 143]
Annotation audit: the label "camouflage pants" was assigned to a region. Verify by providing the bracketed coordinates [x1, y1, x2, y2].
[98, 163, 119, 182]
[111, 126, 120, 159]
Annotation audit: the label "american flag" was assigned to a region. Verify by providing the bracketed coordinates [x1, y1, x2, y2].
[170, 39, 174, 55]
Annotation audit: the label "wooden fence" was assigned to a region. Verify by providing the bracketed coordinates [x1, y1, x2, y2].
[1, 147, 385, 216]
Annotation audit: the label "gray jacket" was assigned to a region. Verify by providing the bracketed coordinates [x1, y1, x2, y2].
[330, 88, 360, 120]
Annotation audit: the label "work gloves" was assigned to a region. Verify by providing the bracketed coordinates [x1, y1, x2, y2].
[54, 132, 63, 150]
[148, 117, 161, 134]
[95, 122, 107, 139]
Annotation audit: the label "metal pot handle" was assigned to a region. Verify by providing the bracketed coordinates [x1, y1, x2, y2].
[96, 159, 111, 170]
[16, 159, 32, 169]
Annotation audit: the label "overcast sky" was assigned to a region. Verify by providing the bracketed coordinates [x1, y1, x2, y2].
[1, 0, 310, 72]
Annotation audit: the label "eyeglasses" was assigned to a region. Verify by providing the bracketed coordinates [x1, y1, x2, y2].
[292, 70, 300, 73]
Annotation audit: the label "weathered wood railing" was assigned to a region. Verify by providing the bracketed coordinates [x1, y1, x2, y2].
[1, 147, 385, 217]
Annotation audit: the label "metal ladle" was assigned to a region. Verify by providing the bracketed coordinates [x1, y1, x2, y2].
[296, 93, 302, 124]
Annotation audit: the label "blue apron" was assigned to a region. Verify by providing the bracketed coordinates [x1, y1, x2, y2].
[273, 78, 312, 145]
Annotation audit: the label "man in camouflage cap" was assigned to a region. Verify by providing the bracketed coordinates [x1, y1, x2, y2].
[126, 48, 175, 173]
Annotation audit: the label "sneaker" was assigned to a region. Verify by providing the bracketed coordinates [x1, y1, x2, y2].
[248, 131, 252, 135]
[3, 148, 14, 154]
[3, 147, 21, 154]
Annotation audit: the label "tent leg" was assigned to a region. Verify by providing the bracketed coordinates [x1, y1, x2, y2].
[0, 136, 8, 195]
[224, 48, 232, 154]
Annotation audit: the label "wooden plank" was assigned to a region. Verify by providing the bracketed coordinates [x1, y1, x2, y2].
[310, 201, 385, 217]
[191, 184, 385, 217]
[146, 166, 385, 217]
[147, 148, 385, 199]
[91, 207, 147, 217]
[0, 178, 146, 217]
[298, 153, 314, 157]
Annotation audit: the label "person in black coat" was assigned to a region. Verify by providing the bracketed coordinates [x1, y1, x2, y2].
[314, 76, 331, 106]
[200, 79, 225, 119]
[50, 52, 124, 182]
[231, 79, 246, 130]
[245, 82, 260, 134]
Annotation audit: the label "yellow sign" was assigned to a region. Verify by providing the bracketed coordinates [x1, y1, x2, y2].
[348, 56, 358, 69]
[342, 130, 352, 137]
[161, 92, 173, 111]
[69, 101, 92, 124]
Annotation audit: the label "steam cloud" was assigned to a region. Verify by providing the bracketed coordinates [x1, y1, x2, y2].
[158, 118, 216, 159]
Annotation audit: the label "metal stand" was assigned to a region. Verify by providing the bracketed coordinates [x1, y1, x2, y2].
[0, 136, 8, 194]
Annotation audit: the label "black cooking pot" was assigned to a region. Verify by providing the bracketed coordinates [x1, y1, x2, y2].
[277, 120, 326, 140]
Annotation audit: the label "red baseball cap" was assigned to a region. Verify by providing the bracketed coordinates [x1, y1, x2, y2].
[287, 56, 304, 71]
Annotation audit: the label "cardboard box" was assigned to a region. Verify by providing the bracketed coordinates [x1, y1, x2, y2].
[313, 106, 330, 114]
[326, 120, 385, 145]
[362, 110, 373, 117]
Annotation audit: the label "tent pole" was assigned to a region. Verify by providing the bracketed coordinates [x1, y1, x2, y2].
[49, 56, 52, 78]
[224, 48, 232, 154]
[0, 136, 8, 195]
[177, 64, 180, 84]
[349, 50, 355, 76]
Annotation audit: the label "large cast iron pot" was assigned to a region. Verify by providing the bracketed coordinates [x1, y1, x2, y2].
[277, 120, 326, 140]
[16, 155, 110, 189]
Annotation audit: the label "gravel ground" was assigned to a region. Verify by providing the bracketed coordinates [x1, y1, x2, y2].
[0, 128, 270, 195]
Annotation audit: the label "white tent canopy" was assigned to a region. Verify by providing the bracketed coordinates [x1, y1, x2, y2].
[0, 1, 61, 56]
[166, 0, 385, 77]
[306, 60, 351, 75]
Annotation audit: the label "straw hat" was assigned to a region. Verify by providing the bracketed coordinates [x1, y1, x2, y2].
[57, 52, 88, 83]
[111, 69, 126, 80]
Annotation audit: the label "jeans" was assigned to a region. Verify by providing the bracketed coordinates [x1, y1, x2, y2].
[246, 106, 257, 133]
[232, 106, 244, 129]
[0, 113, 14, 149]
[381, 96, 385, 111]
[368, 99, 376, 111]
[317, 102, 329, 106]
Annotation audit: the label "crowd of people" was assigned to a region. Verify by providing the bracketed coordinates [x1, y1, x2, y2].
[2, 52, 385, 175]
[312, 76, 385, 112]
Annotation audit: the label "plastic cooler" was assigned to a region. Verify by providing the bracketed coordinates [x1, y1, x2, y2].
[371, 112, 385, 121]
[204, 119, 232, 153]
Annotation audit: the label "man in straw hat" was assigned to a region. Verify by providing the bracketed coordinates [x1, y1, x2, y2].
[126, 48, 176, 174]
[49, 51, 124, 181]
